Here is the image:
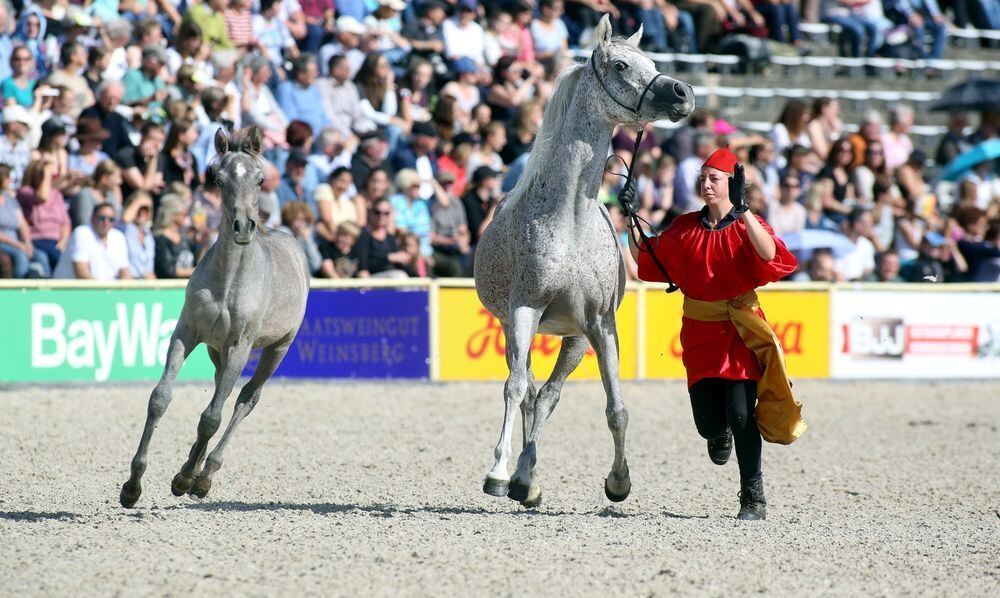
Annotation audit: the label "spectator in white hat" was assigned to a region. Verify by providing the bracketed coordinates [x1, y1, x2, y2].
[0, 104, 33, 187]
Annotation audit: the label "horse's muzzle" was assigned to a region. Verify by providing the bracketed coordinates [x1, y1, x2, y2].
[652, 80, 695, 122]
[233, 218, 256, 244]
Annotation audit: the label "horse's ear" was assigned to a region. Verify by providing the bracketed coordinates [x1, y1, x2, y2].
[246, 126, 262, 156]
[625, 24, 643, 48]
[214, 128, 229, 155]
[595, 13, 612, 47]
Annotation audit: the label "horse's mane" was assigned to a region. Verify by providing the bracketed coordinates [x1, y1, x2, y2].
[503, 62, 585, 210]
[228, 127, 263, 158]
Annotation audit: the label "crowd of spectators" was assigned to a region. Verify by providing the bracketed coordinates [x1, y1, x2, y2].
[0, 0, 997, 283]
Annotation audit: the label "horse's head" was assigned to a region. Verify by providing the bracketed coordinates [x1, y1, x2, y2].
[211, 127, 265, 245]
[588, 14, 694, 125]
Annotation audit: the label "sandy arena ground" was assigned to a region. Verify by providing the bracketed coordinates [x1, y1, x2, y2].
[0, 379, 997, 596]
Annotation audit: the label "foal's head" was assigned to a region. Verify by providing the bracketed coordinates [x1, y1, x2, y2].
[588, 14, 695, 125]
[210, 127, 265, 245]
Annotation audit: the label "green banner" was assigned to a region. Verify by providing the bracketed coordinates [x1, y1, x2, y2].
[0, 288, 213, 382]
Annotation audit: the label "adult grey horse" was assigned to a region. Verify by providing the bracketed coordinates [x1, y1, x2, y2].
[120, 127, 309, 508]
[475, 15, 694, 507]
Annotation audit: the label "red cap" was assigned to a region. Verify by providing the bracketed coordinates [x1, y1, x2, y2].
[702, 146, 738, 175]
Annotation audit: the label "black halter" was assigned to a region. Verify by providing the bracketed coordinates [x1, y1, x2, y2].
[590, 51, 679, 292]
[589, 51, 663, 115]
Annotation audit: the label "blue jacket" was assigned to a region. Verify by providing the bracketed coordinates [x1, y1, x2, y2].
[276, 81, 331, 136]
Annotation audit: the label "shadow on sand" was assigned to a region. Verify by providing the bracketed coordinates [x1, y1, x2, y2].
[0, 511, 83, 522]
[168, 501, 708, 520]
[169, 501, 580, 517]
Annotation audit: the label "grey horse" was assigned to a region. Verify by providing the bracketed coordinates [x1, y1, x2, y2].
[475, 15, 694, 507]
[120, 127, 309, 508]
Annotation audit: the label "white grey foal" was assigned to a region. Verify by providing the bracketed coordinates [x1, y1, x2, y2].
[120, 127, 309, 507]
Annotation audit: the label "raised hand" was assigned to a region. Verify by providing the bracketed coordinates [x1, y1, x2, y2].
[730, 163, 748, 215]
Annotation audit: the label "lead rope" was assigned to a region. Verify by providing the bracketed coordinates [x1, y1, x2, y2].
[606, 127, 679, 293]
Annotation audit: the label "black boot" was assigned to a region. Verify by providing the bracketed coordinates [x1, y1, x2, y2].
[737, 478, 766, 520]
[707, 427, 732, 465]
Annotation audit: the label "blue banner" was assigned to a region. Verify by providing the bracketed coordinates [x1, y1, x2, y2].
[244, 288, 429, 379]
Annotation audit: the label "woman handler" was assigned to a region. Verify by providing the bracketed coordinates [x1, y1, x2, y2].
[624, 147, 806, 521]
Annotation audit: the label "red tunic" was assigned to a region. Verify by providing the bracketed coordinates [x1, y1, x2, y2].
[637, 211, 797, 387]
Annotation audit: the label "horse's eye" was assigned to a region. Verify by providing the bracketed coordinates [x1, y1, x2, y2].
[614, 61, 628, 72]
[257, 175, 264, 186]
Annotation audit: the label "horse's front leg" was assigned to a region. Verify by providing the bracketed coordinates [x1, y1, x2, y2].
[120, 323, 198, 507]
[189, 339, 291, 499]
[509, 336, 589, 508]
[171, 341, 252, 498]
[587, 314, 631, 502]
[483, 306, 541, 497]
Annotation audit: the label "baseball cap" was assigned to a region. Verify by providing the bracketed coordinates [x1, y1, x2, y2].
[452, 57, 479, 75]
[41, 118, 67, 138]
[2, 105, 32, 126]
[412, 120, 438, 138]
[335, 15, 367, 36]
[458, 0, 478, 12]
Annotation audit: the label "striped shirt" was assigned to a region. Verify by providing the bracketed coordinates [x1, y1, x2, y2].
[224, 9, 255, 48]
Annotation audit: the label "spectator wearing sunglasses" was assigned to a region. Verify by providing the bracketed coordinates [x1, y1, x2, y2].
[52, 203, 131, 280]
[767, 175, 806, 238]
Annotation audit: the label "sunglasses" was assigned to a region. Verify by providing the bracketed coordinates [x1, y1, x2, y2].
[374, 210, 391, 216]
[95, 215, 115, 222]
[782, 181, 801, 189]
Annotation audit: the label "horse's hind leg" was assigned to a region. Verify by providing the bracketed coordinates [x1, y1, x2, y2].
[509, 336, 588, 507]
[587, 315, 632, 503]
[483, 307, 540, 497]
[120, 323, 198, 508]
[171, 342, 252, 497]
[189, 340, 290, 499]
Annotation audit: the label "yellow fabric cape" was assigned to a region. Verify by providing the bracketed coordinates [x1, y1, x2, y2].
[682, 291, 807, 444]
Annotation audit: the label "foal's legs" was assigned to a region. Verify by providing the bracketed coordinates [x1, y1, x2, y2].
[171, 341, 252, 497]
[509, 336, 589, 507]
[120, 323, 197, 508]
[587, 314, 632, 502]
[483, 307, 540, 497]
[189, 340, 290, 498]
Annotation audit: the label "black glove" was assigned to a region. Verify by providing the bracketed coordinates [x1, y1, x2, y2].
[618, 180, 638, 215]
[729, 163, 748, 215]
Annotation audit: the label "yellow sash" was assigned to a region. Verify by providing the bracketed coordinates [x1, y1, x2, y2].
[683, 291, 807, 445]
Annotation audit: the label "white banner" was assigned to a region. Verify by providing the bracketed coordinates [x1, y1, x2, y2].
[831, 290, 1000, 378]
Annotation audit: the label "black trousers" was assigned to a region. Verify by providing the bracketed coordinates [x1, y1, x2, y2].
[689, 378, 762, 483]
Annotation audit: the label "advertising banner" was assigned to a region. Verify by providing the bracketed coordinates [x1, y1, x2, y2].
[645, 289, 830, 379]
[831, 290, 1000, 378]
[437, 287, 638, 381]
[244, 288, 429, 379]
[0, 288, 213, 382]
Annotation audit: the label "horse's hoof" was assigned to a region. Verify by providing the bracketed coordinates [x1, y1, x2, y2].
[120, 481, 141, 508]
[507, 480, 530, 502]
[604, 477, 631, 503]
[483, 476, 509, 497]
[171, 473, 193, 497]
[520, 484, 542, 509]
[188, 477, 211, 499]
